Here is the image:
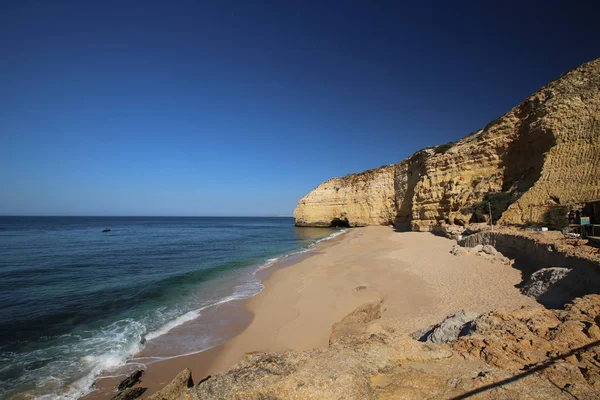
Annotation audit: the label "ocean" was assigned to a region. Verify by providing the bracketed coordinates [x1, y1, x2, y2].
[0, 217, 343, 399]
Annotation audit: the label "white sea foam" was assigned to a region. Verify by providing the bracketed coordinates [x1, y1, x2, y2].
[256, 228, 348, 271]
[34, 320, 146, 400]
[313, 228, 349, 244]
[28, 229, 349, 400]
[144, 309, 202, 342]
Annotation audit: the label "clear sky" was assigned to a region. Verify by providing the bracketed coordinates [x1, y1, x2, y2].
[1, 1, 599, 216]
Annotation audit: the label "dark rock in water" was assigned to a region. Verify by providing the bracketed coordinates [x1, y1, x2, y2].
[117, 369, 144, 391]
[111, 387, 147, 400]
[102, 228, 111, 232]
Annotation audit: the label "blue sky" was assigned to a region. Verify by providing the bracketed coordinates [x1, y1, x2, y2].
[1, 1, 599, 216]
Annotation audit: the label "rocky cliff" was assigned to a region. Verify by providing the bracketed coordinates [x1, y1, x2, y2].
[294, 165, 396, 227]
[294, 58, 600, 228]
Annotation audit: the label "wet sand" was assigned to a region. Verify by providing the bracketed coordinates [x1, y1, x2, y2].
[86, 232, 345, 399]
[88, 226, 537, 398]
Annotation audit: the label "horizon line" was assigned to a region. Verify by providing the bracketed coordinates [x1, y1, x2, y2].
[0, 215, 295, 218]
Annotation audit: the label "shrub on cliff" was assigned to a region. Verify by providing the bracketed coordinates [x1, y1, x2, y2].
[471, 192, 514, 223]
[433, 142, 454, 154]
[543, 206, 569, 230]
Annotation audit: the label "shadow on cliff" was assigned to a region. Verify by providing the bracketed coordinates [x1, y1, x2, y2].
[393, 224, 411, 232]
[497, 98, 556, 216]
[450, 340, 600, 399]
[330, 217, 350, 228]
[395, 152, 430, 226]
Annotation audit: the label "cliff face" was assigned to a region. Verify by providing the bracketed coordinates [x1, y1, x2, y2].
[294, 58, 600, 228]
[293, 165, 396, 227]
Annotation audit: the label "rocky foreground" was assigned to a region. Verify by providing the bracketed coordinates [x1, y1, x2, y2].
[142, 295, 600, 400]
[106, 229, 600, 400]
[294, 58, 600, 229]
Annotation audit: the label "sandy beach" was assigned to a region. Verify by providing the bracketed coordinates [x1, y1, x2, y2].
[91, 226, 538, 398]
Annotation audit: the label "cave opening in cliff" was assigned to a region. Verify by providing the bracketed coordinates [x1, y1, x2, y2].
[330, 217, 350, 228]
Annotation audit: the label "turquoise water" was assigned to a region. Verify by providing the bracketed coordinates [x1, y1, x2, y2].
[0, 217, 342, 399]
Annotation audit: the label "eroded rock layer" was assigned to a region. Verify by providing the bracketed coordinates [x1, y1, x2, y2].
[152, 295, 600, 399]
[294, 58, 600, 228]
[293, 165, 396, 227]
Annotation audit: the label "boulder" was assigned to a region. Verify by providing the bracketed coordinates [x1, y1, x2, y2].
[481, 245, 498, 255]
[412, 310, 479, 344]
[520, 267, 585, 307]
[117, 370, 144, 391]
[161, 296, 600, 399]
[148, 368, 194, 400]
[522, 267, 572, 298]
[468, 244, 484, 254]
[451, 245, 470, 256]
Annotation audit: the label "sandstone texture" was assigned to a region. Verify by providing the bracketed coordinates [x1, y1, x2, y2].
[411, 310, 480, 344]
[451, 243, 512, 264]
[141, 233, 600, 399]
[152, 295, 600, 399]
[148, 368, 195, 400]
[294, 58, 600, 228]
[453, 295, 600, 399]
[293, 165, 396, 227]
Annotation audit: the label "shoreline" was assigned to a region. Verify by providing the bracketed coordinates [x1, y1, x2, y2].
[85, 229, 350, 399]
[89, 226, 539, 399]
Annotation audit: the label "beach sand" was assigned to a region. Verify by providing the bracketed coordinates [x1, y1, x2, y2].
[90, 226, 537, 398]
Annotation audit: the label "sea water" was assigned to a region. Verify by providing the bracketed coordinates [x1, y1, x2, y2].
[0, 217, 344, 399]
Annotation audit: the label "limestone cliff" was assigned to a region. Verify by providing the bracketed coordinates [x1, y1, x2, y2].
[294, 58, 600, 228]
[294, 165, 396, 227]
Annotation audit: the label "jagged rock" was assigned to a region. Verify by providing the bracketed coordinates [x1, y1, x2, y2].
[520, 267, 596, 309]
[148, 368, 194, 400]
[329, 301, 383, 345]
[160, 296, 600, 399]
[117, 369, 144, 391]
[294, 58, 600, 228]
[453, 295, 600, 399]
[522, 267, 572, 298]
[411, 310, 479, 344]
[451, 244, 511, 265]
[193, 353, 308, 399]
[453, 242, 513, 265]
[111, 387, 147, 400]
